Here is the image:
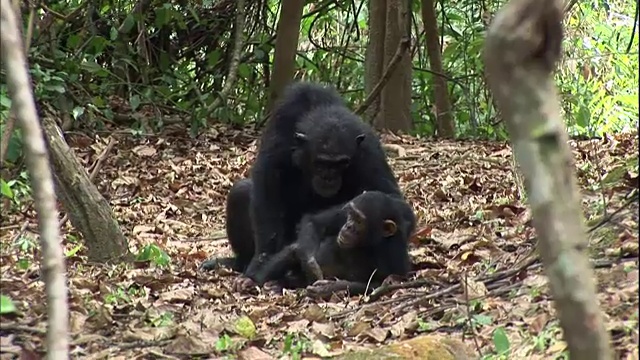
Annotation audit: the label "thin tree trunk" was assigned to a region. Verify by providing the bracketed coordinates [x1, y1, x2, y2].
[0, 2, 69, 359]
[421, 0, 455, 138]
[363, 0, 386, 124]
[266, 0, 305, 114]
[377, 0, 413, 132]
[483, 0, 613, 358]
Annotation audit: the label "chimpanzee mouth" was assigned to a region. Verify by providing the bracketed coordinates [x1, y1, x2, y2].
[337, 231, 346, 247]
[337, 230, 355, 248]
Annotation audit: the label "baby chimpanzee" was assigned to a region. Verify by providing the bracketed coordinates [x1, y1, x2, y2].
[253, 191, 416, 298]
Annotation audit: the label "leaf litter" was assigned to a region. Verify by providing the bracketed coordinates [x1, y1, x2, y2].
[0, 125, 637, 359]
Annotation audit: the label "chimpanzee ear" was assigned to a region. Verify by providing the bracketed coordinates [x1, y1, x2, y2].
[382, 219, 397, 238]
[355, 134, 366, 146]
[294, 132, 308, 146]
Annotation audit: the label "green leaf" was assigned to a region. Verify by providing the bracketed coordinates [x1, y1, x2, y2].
[110, 26, 118, 41]
[65, 244, 83, 257]
[492, 327, 510, 354]
[0, 179, 14, 199]
[1, 94, 12, 108]
[0, 295, 16, 314]
[238, 64, 251, 79]
[602, 165, 627, 185]
[207, 50, 221, 68]
[234, 315, 256, 339]
[72, 107, 85, 120]
[66, 34, 82, 49]
[17, 258, 29, 270]
[130, 95, 141, 111]
[121, 14, 136, 34]
[473, 314, 493, 325]
[89, 36, 109, 54]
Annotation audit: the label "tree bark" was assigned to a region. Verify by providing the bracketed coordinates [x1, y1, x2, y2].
[377, 0, 413, 132]
[483, 0, 613, 358]
[363, 0, 386, 124]
[41, 113, 130, 263]
[421, 0, 456, 138]
[0, 1, 69, 358]
[266, 0, 305, 114]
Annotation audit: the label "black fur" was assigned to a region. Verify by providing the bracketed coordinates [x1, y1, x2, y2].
[201, 82, 403, 284]
[254, 191, 416, 298]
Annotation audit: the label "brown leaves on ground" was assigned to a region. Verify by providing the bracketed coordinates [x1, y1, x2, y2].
[0, 125, 637, 359]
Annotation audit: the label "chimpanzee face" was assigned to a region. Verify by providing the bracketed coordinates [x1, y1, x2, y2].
[291, 131, 365, 198]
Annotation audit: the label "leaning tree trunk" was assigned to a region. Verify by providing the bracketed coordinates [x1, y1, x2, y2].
[421, 0, 455, 138]
[483, 0, 613, 358]
[41, 113, 130, 263]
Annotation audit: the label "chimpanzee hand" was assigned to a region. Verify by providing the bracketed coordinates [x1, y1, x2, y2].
[263, 280, 284, 294]
[233, 276, 258, 293]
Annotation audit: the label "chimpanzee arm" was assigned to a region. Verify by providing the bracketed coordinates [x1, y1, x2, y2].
[252, 243, 298, 285]
[243, 167, 289, 279]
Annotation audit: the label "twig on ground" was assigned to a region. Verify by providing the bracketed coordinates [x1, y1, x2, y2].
[0, 323, 47, 335]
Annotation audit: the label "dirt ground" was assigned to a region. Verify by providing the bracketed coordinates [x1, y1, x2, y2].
[1, 126, 637, 359]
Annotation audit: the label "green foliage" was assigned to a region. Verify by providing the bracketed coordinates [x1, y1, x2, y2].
[0, 0, 635, 153]
[0, 295, 17, 314]
[215, 334, 236, 352]
[233, 315, 257, 340]
[492, 327, 510, 355]
[147, 311, 174, 327]
[0, 171, 31, 207]
[558, 1, 639, 137]
[282, 333, 311, 360]
[135, 244, 171, 267]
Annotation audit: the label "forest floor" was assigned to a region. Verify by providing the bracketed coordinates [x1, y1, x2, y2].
[0, 125, 638, 360]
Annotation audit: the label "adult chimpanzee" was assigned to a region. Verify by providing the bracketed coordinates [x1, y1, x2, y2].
[253, 191, 416, 297]
[201, 82, 403, 289]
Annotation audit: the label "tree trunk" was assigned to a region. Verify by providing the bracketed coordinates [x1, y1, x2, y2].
[421, 0, 456, 138]
[1, 1, 70, 358]
[41, 114, 130, 263]
[483, 0, 613, 358]
[266, 0, 305, 114]
[376, 0, 413, 132]
[363, 0, 386, 124]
